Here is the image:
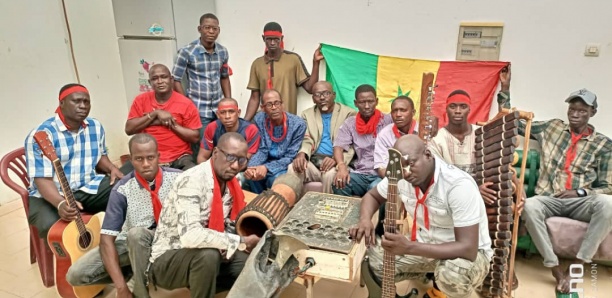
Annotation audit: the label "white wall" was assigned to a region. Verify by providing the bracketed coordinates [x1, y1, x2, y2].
[0, 0, 129, 204]
[216, 0, 612, 135]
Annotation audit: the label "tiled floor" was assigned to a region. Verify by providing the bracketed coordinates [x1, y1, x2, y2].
[0, 199, 609, 298]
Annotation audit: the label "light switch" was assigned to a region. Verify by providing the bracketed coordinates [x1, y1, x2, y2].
[584, 43, 600, 57]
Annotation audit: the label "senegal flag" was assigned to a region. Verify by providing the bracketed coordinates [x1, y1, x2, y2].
[321, 43, 509, 127]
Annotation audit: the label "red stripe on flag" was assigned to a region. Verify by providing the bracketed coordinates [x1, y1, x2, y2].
[433, 61, 509, 128]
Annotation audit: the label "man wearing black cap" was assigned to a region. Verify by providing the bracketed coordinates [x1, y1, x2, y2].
[244, 22, 323, 120]
[519, 89, 612, 294]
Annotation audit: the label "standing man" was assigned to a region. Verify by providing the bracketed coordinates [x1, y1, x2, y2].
[196, 98, 261, 164]
[172, 13, 231, 157]
[373, 96, 418, 178]
[149, 133, 260, 298]
[332, 84, 392, 197]
[126, 64, 201, 170]
[244, 22, 323, 120]
[517, 89, 612, 294]
[25, 83, 130, 239]
[246, 90, 306, 194]
[353, 135, 492, 298]
[66, 134, 182, 298]
[288, 81, 356, 193]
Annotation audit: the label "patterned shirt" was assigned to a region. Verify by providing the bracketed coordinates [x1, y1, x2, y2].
[428, 125, 478, 173]
[150, 161, 241, 263]
[374, 122, 419, 171]
[248, 112, 307, 175]
[334, 114, 393, 175]
[101, 168, 182, 240]
[25, 114, 107, 197]
[172, 40, 229, 122]
[519, 119, 612, 196]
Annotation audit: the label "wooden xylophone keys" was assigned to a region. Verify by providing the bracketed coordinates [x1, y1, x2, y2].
[473, 111, 519, 298]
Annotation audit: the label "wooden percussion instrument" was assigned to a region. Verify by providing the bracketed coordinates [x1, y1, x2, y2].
[236, 173, 303, 237]
[275, 192, 366, 281]
[474, 108, 534, 298]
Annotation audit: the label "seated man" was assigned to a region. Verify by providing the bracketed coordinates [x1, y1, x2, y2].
[25, 83, 129, 239]
[519, 89, 612, 294]
[126, 64, 201, 170]
[352, 135, 492, 298]
[333, 84, 392, 197]
[429, 70, 522, 292]
[66, 133, 182, 297]
[196, 98, 260, 164]
[246, 89, 306, 194]
[288, 81, 356, 193]
[374, 96, 418, 178]
[149, 133, 260, 297]
[428, 89, 478, 173]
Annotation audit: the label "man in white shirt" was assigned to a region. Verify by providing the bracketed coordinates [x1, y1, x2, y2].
[351, 135, 492, 298]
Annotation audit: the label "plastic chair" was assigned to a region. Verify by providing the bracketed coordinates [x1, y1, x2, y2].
[0, 147, 54, 287]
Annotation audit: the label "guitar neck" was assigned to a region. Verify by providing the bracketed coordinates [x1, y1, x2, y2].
[52, 159, 86, 231]
[382, 178, 399, 297]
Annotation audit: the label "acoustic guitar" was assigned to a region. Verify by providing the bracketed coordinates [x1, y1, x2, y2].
[33, 131, 105, 298]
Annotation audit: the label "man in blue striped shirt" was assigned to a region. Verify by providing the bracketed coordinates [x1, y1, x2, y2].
[25, 83, 132, 238]
[172, 13, 231, 127]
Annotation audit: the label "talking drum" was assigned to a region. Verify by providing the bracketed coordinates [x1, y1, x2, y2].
[236, 173, 303, 237]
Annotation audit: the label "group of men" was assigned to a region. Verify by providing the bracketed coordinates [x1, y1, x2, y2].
[22, 11, 612, 298]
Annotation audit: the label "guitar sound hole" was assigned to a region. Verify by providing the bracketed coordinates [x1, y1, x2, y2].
[78, 231, 92, 249]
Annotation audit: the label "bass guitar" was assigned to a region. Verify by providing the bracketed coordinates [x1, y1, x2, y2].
[33, 131, 105, 298]
[363, 148, 418, 298]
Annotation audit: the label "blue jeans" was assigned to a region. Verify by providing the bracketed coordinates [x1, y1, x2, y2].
[247, 171, 286, 194]
[332, 172, 381, 197]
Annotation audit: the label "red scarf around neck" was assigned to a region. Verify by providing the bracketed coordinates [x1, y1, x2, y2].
[134, 167, 163, 223]
[209, 160, 246, 232]
[356, 109, 382, 136]
[393, 119, 416, 138]
[411, 175, 435, 241]
[564, 128, 592, 189]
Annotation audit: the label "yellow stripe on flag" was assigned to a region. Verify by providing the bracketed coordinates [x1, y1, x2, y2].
[376, 56, 440, 116]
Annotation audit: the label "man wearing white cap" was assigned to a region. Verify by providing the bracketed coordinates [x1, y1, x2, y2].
[520, 89, 612, 294]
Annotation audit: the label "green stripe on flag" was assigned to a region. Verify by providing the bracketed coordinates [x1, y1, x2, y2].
[321, 44, 378, 109]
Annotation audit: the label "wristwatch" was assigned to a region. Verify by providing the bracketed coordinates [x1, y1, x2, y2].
[238, 236, 247, 251]
[577, 188, 587, 197]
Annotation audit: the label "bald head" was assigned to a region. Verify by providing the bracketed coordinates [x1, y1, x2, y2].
[313, 81, 332, 90]
[218, 97, 239, 107]
[148, 64, 171, 76]
[394, 134, 425, 157]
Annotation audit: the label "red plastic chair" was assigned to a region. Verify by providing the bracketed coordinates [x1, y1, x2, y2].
[0, 147, 54, 287]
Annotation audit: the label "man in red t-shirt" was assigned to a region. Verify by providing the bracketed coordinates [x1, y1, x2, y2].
[126, 64, 202, 170]
[196, 98, 261, 164]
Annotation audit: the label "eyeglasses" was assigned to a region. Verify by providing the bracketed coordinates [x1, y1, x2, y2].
[202, 26, 220, 32]
[262, 101, 283, 109]
[313, 91, 333, 98]
[217, 147, 248, 166]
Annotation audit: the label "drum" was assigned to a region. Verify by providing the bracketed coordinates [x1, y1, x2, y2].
[236, 173, 303, 237]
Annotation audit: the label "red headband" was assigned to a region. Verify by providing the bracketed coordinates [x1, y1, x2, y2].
[218, 104, 239, 111]
[59, 86, 89, 102]
[446, 93, 471, 106]
[263, 30, 283, 37]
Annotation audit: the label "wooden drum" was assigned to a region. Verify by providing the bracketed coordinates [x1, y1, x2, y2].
[236, 173, 303, 237]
